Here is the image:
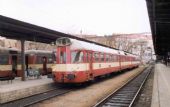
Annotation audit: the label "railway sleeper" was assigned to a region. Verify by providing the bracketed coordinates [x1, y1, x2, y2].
[113, 96, 134, 99]
[109, 99, 131, 104]
[105, 102, 129, 107]
[111, 97, 132, 101]
[116, 93, 135, 95]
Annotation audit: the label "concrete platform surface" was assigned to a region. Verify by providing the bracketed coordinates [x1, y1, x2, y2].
[0, 76, 55, 103]
[151, 63, 170, 107]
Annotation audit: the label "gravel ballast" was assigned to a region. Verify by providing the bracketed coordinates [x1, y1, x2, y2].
[31, 66, 146, 107]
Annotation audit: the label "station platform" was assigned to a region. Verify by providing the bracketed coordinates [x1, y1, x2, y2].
[151, 63, 170, 107]
[0, 76, 55, 104]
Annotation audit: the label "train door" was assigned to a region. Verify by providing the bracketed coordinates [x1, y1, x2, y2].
[42, 56, 47, 75]
[88, 51, 93, 80]
[25, 55, 29, 70]
[11, 55, 17, 75]
[119, 55, 121, 70]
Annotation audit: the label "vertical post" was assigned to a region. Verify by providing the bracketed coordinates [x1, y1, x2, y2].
[21, 39, 25, 81]
[151, 48, 153, 60]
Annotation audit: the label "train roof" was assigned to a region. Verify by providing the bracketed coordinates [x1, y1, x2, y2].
[70, 39, 140, 58]
[56, 37, 140, 58]
[70, 39, 119, 54]
[0, 46, 20, 51]
[25, 49, 53, 54]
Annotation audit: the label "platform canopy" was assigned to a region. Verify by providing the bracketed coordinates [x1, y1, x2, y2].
[0, 15, 119, 50]
[146, 0, 170, 56]
[0, 15, 85, 43]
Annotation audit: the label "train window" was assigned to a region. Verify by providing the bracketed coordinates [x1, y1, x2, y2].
[0, 55, 9, 65]
[60, 51, 66, 63]
[94, 53, 99, 62]
[111, 55, 113, 61]
[112, 55, 117, 62]
[124, 56, 127, 61]
[84, 52, 88, 62]
[48, 58, 53, 63]
[121, 56, 124, 62]
[36, 56, 43, 64]
[109, 55, 112, 62]
[108, 54, 110, 62]
[47, 56, 53, 64]
[123, 56, 125, 62]
[89, 52, 92, 61]
[71, 51, 77, 63]
[126, 57, 128, 61]
[124, 56, 126, 61]
[18, 55, 21, 64]
[52, 52, 56, 63]
[106, 54, 109, 62]
[71, 51, 83, 63]
[101, 54, 104, 62]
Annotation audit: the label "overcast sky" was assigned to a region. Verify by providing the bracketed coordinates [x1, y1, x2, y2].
[0, 0, 151, 36]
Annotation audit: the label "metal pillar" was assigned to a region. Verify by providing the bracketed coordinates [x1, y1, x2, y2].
[21, 39, 25, 81]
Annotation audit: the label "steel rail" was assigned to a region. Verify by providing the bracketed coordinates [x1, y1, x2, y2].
[93, 65, 153, 107]
[1, 87, 72, 107]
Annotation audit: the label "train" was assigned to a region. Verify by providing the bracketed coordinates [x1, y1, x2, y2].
[25, 50, 55, 75]
[0, 47, 20, 77]
[0, 47, 55, 78]
[52, 37, 140, 83]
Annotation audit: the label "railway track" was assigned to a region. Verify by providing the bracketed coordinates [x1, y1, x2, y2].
[1, 87, 72, 107]
[94, 65, 153, 107]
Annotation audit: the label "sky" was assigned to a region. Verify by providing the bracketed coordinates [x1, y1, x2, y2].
[0, 0, 151, 36]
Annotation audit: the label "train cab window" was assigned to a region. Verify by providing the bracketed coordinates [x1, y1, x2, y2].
[84, 52, 89, 62]
[60, 51, 66, 63]
[71, 51, 83, 63]
[0, 55, 9, 65]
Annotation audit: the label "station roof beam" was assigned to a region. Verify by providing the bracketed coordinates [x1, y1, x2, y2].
[146, 0, 170, 56]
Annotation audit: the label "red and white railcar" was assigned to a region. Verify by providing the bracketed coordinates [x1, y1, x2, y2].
[0, 48, 56, 78]
[0, 47, 21, 77]
[52, 37, 140, 83]
[25, 50, 55, 75]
